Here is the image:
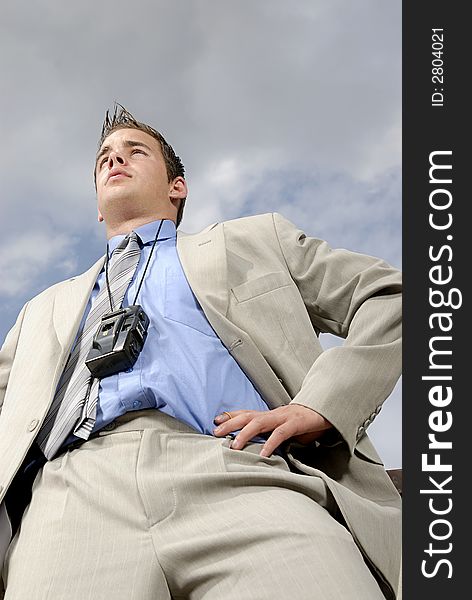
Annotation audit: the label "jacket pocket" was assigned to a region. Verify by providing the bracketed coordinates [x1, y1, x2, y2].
[231, 271, 292, 302]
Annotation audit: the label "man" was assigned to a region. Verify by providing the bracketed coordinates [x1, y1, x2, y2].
[0, 106, 402, 599]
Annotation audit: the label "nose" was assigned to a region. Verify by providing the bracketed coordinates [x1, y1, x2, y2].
[107, 151, 126, 168]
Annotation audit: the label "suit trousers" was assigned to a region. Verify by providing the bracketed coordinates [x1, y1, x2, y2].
[2, 410, 383, 600]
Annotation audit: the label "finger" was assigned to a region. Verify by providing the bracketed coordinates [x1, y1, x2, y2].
[259, 423, 298, 457]
[213, 411, 259, 437]
[213, 411, 233, 425]
[213, 409, 249, 425]
[230, 413, 280, 450]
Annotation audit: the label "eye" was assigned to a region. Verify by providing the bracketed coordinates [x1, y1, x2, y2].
[131, 148, 146, 156]
[98, 156, 108, 168]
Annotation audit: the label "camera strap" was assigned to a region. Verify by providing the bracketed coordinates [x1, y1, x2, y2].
[105, 218, 165, 311]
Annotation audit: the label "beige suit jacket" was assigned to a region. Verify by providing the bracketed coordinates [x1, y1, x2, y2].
[0, 213, 402, 598]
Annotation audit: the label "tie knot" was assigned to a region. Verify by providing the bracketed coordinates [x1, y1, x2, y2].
[117, 231, 142, 250]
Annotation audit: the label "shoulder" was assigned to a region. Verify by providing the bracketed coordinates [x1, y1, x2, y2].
[179, 213, 289, 239]
[221, 212, 282, 232]
[177, 214, 304, 262]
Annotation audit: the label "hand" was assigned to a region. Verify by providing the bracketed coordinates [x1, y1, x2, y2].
[213, 404, 333, 457]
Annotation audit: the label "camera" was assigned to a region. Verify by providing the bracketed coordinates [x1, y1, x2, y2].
[85, 305, 150, 379]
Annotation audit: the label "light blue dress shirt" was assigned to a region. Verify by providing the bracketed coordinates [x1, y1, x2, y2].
[77, 219, 269, 438]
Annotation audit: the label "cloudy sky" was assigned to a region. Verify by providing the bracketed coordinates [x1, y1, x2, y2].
[0, 1, 402, 467]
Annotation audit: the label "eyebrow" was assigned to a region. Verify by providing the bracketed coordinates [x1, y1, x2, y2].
[95, 140, 153, 166]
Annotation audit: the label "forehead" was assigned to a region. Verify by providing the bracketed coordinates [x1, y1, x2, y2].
[98, 127, 161, 154]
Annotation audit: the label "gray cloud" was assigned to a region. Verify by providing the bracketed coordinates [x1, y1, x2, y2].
[0, 0, 401, 466]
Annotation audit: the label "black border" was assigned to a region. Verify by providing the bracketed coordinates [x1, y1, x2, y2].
[403, 3, 468, 596]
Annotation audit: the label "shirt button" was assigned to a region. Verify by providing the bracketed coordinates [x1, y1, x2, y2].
[28, 419, 40, 432]
[102, 421, 117, 432]
[125, 367, 133, 373]
[132, 400, 142, 409]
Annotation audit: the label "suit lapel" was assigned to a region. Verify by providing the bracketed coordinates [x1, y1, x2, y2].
[177, 225, 290, 409]
[177, 223, 228, 316]
[53, 256, 105, 354]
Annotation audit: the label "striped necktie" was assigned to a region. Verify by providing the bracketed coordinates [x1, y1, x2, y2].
[37, 232, 142, 459]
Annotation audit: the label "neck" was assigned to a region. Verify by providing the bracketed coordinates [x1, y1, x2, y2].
[105, 215, 175, 239]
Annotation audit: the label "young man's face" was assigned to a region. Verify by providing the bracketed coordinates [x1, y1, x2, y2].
[95, 127, 185, 231]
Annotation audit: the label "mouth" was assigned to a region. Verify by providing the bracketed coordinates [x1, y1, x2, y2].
[107, 169, 131, 184]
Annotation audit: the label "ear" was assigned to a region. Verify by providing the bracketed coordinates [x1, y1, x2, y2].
[169, 177, 188, 205]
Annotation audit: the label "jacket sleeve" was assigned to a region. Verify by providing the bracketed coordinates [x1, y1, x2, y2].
[0, 304, 28, 415]
[272, 212, 402, 454]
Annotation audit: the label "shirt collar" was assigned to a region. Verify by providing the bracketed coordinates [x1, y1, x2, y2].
[108, 219, 177, 253]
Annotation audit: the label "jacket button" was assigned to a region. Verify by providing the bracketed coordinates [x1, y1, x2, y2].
[28, 419, 40, 432]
